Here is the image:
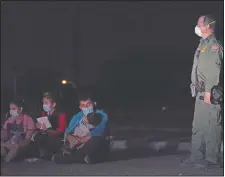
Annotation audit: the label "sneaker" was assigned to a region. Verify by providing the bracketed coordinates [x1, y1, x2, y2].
[193, 162, 206, 169]
[24, 157, 41, 163]
[205, 161, 220, 169]
[180, 158, 195, 167]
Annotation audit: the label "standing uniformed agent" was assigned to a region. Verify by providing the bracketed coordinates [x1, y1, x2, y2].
[181, 15, 223, 169]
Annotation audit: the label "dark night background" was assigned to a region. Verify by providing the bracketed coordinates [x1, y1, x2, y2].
[1, 1, 224, 127]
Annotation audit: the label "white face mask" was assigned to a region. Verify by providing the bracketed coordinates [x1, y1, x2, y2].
[195, 26, 202, 37]
[10, 110, 19, 117]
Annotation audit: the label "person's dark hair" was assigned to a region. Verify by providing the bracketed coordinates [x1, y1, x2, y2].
[78, 92, 97, 111]
[87, 112, 102, 127]
[43, 92, 57, 103]
[10, 99, 25, 109]
[203, 15, 216, 32]
[78, 93, 94, 102]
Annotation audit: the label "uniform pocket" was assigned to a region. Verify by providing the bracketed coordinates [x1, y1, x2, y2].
[209, 104, 221, 125]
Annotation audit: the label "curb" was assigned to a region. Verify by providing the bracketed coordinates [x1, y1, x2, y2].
[110, 137, 191, 152]
[111, 127, 191, 133]
[110, 137, 224, 154]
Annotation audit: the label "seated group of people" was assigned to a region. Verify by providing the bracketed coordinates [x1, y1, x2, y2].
[1, 92, 110, 164]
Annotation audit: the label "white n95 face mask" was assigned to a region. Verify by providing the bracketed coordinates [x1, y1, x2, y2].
[195, 26, 202, 37]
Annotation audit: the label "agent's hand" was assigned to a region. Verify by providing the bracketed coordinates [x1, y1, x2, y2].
[190, 83, 196, 97]
[204, 92, 211, 104]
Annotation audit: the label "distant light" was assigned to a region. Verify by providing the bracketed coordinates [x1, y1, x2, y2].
[61, 80, 68, 85]
[161, 106, 168, 111]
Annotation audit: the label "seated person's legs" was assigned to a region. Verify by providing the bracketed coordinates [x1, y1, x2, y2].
[15, 141, 39, 160]
[1, 143, 7, 157]
[2, 140, 39, 162]
[4, 144, 19, 162]
[54, 136, 109, 164]
[32, 132, 54, 158]
[81, 136, 109, 163]
[33, 132, 48, 149]
[44, 135, 63, 156]
[1, 142, 19, 162]
[33, 133, 63, 159]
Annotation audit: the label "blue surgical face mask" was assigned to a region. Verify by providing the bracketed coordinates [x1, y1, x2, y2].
[82, 107, 94, 116]
[43, 104, 51, 112]
[10, 110, 19, 117]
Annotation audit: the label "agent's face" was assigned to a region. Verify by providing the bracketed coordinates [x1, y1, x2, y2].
[197, 16, 210, 34]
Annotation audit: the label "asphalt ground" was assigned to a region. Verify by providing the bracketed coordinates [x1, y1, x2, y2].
[1, 151, 223, 176]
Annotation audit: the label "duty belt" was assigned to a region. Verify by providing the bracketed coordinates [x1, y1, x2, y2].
[199, 96, 204, 100]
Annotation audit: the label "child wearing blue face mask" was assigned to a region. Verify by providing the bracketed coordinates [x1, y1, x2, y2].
[1, 99, 36, 162]
[31, 92, 68, 160]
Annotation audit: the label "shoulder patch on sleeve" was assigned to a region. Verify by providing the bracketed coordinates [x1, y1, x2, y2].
[211, 44, 220, 52]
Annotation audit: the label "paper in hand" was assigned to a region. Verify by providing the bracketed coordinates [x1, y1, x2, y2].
[37, 116, 52, 129]
[190, 84, 196, 97]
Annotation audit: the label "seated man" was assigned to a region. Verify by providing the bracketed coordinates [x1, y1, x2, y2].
[62, 112, 102, 153]
[53, 93, 110, 164]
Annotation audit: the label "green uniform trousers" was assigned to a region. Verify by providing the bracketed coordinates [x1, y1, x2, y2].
[191, 92, 222, 164]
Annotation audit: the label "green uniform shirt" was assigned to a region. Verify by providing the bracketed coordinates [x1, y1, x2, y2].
[191, 34, 223, 92]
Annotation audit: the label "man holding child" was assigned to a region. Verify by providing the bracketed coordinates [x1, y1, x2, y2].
[53, 93, 110, 164]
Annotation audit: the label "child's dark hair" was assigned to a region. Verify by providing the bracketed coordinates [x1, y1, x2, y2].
[10, 99, 25, 109]
[87, 112, 102, 127]
[43, 92, 57, 103]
